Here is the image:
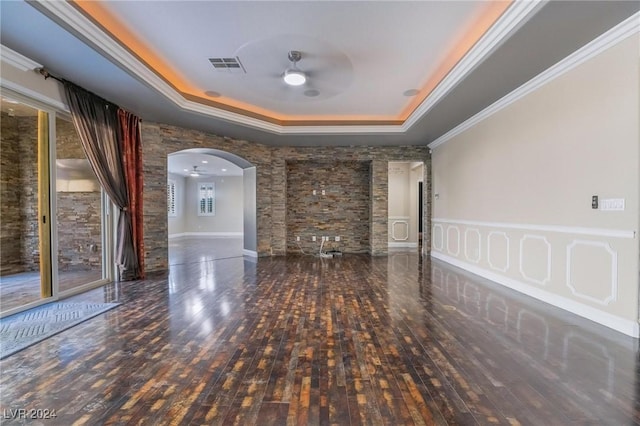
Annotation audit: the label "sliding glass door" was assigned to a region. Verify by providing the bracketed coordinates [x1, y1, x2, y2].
[0, 98, 52, 312]
[54, 115, 107, 295]
[0, 93, 112, 316]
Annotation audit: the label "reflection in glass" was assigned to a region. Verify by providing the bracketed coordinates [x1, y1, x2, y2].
[54, 116, 104, 293]
[0, 99, 47, 312]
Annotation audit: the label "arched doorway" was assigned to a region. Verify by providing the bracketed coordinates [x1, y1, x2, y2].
[167, 148, 257, 265]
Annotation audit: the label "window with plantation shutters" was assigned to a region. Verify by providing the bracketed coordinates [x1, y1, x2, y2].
[197, 182, 215, 216]
[167, 180, 177, 216]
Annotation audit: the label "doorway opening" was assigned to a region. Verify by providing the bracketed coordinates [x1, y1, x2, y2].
[167, 149, 257, 266]
[388, 161, 424, 252]
[0, 94, 112, 316]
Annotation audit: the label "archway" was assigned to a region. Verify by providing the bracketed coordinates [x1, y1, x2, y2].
[167, 148, 257, 264]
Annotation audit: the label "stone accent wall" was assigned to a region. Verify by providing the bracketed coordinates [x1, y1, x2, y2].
[141, 123, 273, 271]
[141, 121, 431, 272]
[370, 160, 389, 256]
[18, 116, 39, 272]
[286, 160, 370, 254]
[1, 112, 24, 274]
[56, 192, 102, 270]
[55, 117, 102, 271]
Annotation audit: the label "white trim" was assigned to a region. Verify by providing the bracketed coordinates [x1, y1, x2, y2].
[429, 11, 640, 149]
[519, 235, 552, 286]
[30, 0, 543, 136]
[487, 231, 510, 273]
[432, 224, 444, 251]
[169, 232, 243, 239]
[0, 44, 42, 71]
[0, 80, 68, 113]
[388, 242, 418, 248]
[391, 220, 409, 241]
[566, 240, 618, 306]
[389, 216, 410, 220]
[430, 251, 639, 338]
[405, 0, 547, 129]
[464, 228, 481, 264]
[243, 249, 258, 258]
[432, 218, 635, 239]
[167, 179, 177, 217]
[446, 225, 460, 256]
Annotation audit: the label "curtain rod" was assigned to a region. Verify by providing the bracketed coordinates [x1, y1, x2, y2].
[36, 67, 141, 121]
[38, 67, 114, 106]
[37, 67, 64, 84]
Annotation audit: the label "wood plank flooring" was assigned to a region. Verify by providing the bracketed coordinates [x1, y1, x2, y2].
[0, 240, 638, 425]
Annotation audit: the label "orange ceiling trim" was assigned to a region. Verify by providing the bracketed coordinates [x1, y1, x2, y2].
[70, 1, 192, 95]
[72, 0, 511, 127]
[399, 0, 513, 120]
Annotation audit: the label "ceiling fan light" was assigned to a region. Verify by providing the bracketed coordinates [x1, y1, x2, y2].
[283, 69, 306, 86]
[190, 172, 199, 177]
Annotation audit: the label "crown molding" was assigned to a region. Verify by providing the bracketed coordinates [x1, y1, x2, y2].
[0, 44, 42, 71]
[429, 11, 640, 150]
[404, 0, 547, 131]
[30, 0, 548, 136]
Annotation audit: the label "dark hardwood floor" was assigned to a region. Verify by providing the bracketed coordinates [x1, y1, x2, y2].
[0, 239, 638, 425]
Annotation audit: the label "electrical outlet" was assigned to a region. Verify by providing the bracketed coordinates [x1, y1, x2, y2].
[323, 236, 328, 241]
[321, 189, 326, 195]
[335, 236, 340, 242]
[313, 190, 317, 195]
[296, 236, 300, 241]
[312, 236, 316, 242]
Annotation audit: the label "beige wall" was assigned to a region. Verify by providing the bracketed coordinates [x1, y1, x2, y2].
[184, 175, 244, 234]
[431, 36, 639, 336]
[388, 162, 423, 247]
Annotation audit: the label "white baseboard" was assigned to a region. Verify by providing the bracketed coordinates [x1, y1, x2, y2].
[243, 249, 258, 258]
[169, 232, 243, 239]
[388, 242, 418, 248]
[430, 251, 639, 338]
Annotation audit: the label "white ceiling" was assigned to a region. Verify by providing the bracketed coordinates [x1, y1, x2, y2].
[168, 152, 243, 177]
[1, 1, 638, 147]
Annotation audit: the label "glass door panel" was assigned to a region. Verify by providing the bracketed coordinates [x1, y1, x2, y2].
[54, 115, 104, 293]
[0, 98, 52, 313]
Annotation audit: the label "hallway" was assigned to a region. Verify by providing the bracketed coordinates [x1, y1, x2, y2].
[0, 246, 637, 424]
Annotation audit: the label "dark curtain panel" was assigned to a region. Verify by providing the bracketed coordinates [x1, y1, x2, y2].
[118, 109, 145, 279]
[63, 82, 141, 280]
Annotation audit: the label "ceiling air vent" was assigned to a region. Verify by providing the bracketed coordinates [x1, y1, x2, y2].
[208, 57, 245, 73]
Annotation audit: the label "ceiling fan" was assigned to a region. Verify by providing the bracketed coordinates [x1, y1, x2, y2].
[233, 36, 354, 101]
[188, 165, 210, 177]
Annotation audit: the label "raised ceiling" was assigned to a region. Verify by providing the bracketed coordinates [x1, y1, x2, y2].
[1, 1, 638, 146]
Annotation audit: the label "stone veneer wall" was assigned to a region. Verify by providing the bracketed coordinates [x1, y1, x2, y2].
[1, 112, 24, 274]
[55, 118, 102, 271]
[286, 160, 370, 253]
[141, 121, 431, 272]
[17, 116, 40, 272]
[0, 113, 101, 275]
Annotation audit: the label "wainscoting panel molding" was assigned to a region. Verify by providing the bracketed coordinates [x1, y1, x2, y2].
[464, 228, 482, 263]
[487, 231, 510, 272]
[430, 219, 638, 337]
[566, 240, 618, 306]
[446, 225, 461, 256]
[519, 235, 552, 286]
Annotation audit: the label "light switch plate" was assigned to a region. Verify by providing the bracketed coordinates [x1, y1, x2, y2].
[600, 198, 625, 211]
